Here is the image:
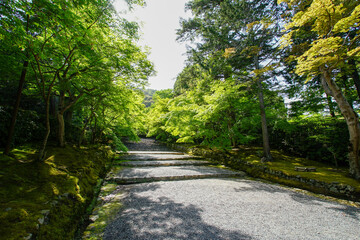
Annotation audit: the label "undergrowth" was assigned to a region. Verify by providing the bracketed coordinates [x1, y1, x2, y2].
[0, 144, 114, 240]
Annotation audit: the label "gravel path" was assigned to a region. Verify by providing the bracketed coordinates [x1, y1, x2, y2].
[85, 138, 360, 240]
[115, 160, 211, 167]
[103, 179, 360, 240]
[119, 154, 200, 160]
[124, 138, 171, 151]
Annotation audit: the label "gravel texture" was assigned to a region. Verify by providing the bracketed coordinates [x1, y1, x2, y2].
[116, 160, 211, 167]
[124, 138, 171, 151]
[103, 179, 360, 240]
[119, 153, 199, 160]
[127, 151, 184, 155]
[107, 166, 245, 184]
[99, 138, 360, 239]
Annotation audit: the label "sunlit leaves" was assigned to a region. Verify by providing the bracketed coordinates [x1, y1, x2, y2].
[282, 0, 360, 78]
[296, 37, 345, 79]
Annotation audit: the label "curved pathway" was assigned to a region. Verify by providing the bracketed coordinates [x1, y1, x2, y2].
[84, 138, 360, 240]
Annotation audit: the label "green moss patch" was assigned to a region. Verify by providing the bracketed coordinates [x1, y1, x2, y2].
[82, 183, 125, 240]
[247, 149, 360, 192]
[0, 144, 114, 240]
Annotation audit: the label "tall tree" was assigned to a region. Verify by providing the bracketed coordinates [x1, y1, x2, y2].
[1, 2, 42, 154]
[281, 0, 360, 178]
[177, 0, 284, 160]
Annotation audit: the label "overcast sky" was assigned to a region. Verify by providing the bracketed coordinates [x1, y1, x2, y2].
[114, 0, 192, 90]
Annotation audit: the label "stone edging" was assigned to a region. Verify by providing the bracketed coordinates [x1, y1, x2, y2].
[167, 143, 360, 201]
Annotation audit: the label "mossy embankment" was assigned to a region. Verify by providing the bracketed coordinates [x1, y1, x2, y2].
[0, 144, 114, 240]
[168, 143, 360, 203]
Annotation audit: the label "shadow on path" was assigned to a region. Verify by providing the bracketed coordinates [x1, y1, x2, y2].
[232, 179, 360, 221]
[103, 184, 252, 240]
[124, 138, 171, 152]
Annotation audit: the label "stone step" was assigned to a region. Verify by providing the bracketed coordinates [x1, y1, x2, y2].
[106, 166, 245, 184]
[114, 160, 212, 167]
[127, 151, 185, 155]
[118, 154, 202, 161]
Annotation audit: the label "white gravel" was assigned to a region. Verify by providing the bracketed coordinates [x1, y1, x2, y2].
[103, 178, 360, 240]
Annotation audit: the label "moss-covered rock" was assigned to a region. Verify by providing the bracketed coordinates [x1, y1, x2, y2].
[0, 144, 114, 240]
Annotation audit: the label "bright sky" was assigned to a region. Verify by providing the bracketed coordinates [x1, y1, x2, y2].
[114, 0, 192, 90]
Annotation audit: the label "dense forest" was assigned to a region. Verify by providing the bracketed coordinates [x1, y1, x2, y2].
[1, 0, 360, 179]
[0, 0, 155, 155]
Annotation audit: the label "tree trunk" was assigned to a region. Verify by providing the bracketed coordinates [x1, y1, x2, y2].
[57, 91, 66, 147]
[322, 69, 360, 179]
[39, 97, 51, 161]
[4, 60, 28, 155]
[4, 15, 30, 155]
[78, 112, 93, 147]
[57, 112, 65, 147]
[320, 75, 336, 118]
[254, 55, 273, 161]
[257, 79, 273, 161]
[326, 94, 336, 118]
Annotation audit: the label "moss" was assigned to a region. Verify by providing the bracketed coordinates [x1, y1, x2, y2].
[0, 144, 114, 240]
[175, 144, 360, 200]
[82, 183, 124, 240]
[246, 150, 360, 192]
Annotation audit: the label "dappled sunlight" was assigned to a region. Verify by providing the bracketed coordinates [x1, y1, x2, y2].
[0, 145, 112, 239]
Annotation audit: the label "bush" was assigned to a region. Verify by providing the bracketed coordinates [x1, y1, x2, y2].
[270, 116, 349, 167]
[0, 106, 45, 148]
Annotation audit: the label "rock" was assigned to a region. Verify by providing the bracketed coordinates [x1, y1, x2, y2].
[329, 187, 339, 193]
[24, 233, 32, 240]
[41, 210, 50, 215]
[38, 217, 45, 224]
[89, 215, 99, 223]
[295, 167, 316, 172]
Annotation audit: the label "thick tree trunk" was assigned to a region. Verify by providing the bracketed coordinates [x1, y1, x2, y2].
[322, 69, 360, 179]
[254, 55, 273, 161]
[4, 60, 29, 155]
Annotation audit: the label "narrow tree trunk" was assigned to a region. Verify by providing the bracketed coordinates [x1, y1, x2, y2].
[322, 69, 360, 179]
[57, 91, 66, 147]
[57, 112, 65, 147]
[254, 55, 273, 161]
[326, 95, 336, 118]
[257, 79, 273, 161]
[4, 15, 30, 155]
[321, 75, 336, 118]
[78, 111, 94, 146]
[91, 117, 97, 144]
[4, 60, 29, 155]
[39, 97, 51, 161]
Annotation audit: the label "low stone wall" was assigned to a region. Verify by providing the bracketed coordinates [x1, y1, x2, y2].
[168, 143, 360, 201]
